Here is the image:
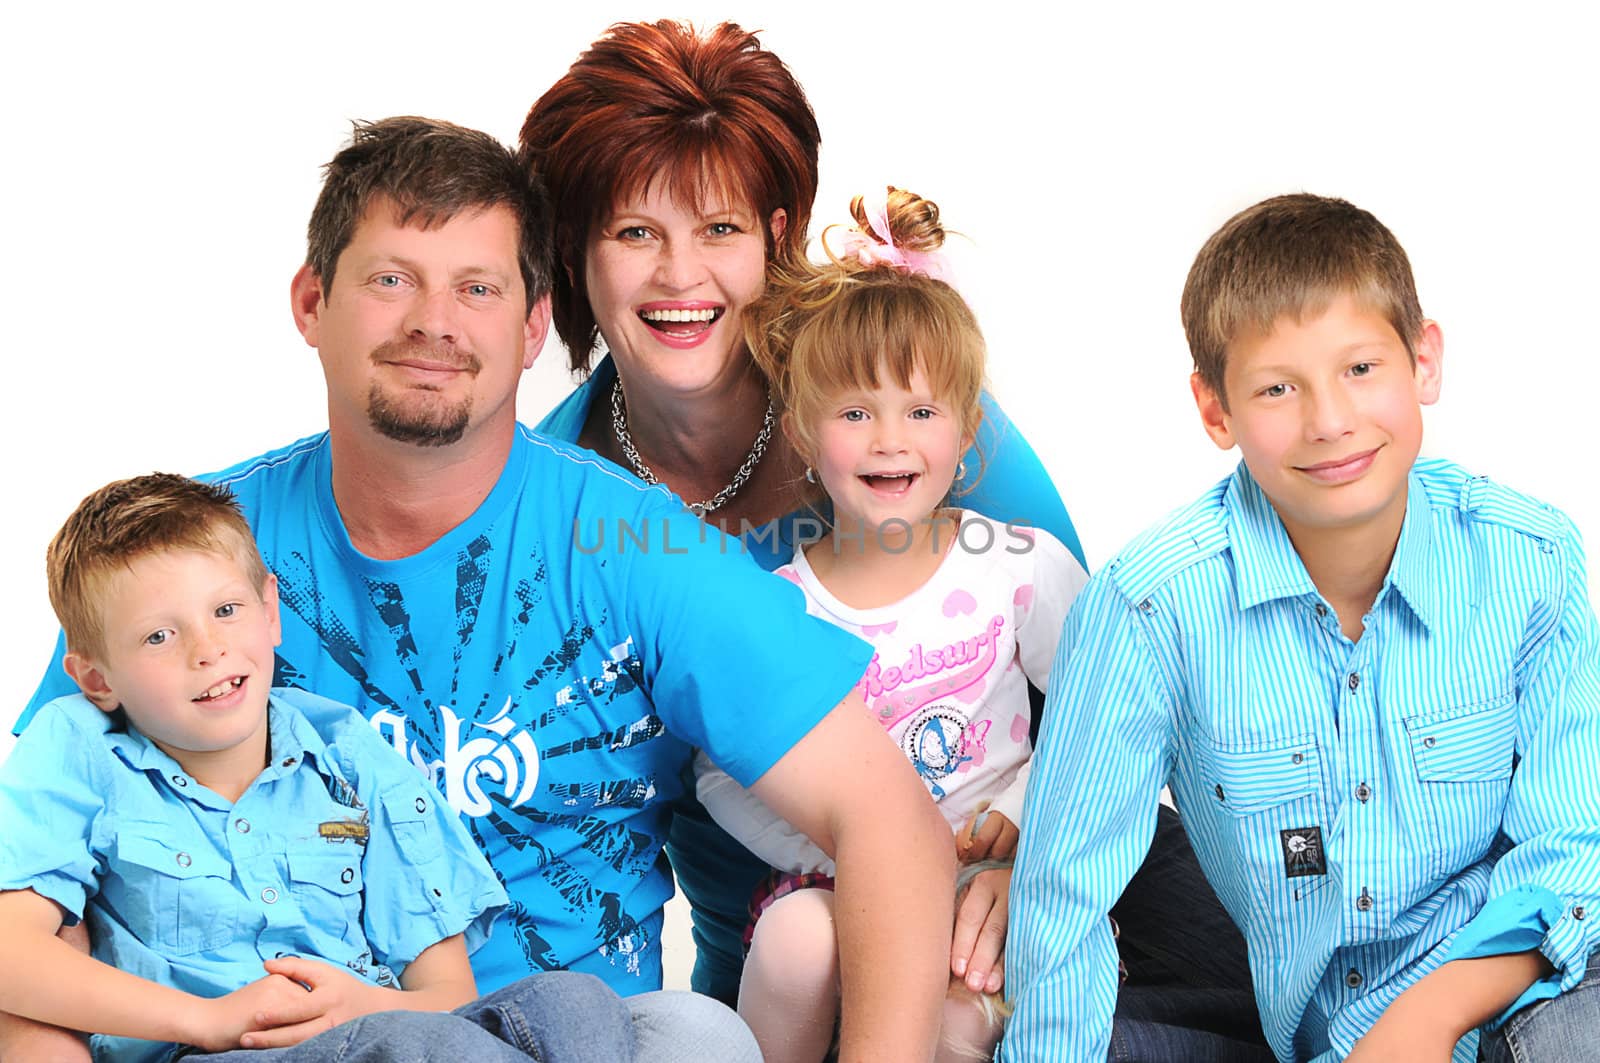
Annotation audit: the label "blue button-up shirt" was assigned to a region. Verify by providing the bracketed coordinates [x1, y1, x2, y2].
[0, 688, 506, 1063]
[1003, 459, 1600, 1062]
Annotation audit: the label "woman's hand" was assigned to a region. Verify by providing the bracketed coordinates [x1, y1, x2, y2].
[951, 865, 1010, 994]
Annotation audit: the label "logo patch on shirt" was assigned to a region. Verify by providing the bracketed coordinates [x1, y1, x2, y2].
[1279, 826, 1326, 878]
[319, 818, 370, 844]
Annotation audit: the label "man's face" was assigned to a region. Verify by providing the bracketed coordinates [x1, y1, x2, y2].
[292, 199, 549, 448]
[1192, 294, 1442, 550]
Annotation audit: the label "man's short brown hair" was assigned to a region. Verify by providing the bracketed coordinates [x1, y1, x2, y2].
[307, 116, 553, 306]
[47, 474, 270, 659]
[1181, 193, 1423, 407]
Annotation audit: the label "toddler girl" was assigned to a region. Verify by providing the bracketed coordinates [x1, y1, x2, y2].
[695, 188, 1088, 1062]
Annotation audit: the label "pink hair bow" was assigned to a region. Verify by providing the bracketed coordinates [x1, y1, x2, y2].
[832, 191, 957, 287]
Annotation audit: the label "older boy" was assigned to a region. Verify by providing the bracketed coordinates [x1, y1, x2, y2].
[0, 474, 635, 1062]
[1003, 194, 1600, 1062]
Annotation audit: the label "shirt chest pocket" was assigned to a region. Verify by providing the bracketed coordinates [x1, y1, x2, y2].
[1199, 737, 1329, 925]
[287, 847, 366, 942]
[1402, 694, 1517, 877]
[112, 833, 239, 955]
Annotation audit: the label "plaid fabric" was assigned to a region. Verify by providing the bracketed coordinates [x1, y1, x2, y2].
[742, 869, 837, 950]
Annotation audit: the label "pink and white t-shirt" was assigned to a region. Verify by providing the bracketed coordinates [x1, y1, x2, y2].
[696, 512, 1089, 875]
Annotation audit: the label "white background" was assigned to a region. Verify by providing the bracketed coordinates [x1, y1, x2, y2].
[4, 1, 1596, 757]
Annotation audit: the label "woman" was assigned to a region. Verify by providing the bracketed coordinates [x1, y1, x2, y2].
[520, 24, 1257, 1058]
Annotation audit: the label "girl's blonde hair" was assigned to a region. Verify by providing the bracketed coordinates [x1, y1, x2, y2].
[745, 186, 986, 502]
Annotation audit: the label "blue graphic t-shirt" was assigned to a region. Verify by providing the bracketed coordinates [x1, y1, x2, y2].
[21, 427, 872, 994]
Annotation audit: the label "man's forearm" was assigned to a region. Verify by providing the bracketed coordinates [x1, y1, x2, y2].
[832, 789, 955, 1063]
[1352, 950, 1551, 1060]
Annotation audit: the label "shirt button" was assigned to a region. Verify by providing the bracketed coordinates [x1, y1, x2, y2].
[235, 819, 251, 834]
[261, 887, 279, 904]
[341, 867, 355, 884]
[1291, 752, 1304, 765]
[1345, 968, 1363, 989]
[880, 706, 893, 719]
[1214, 784, 1226, 802]
[1355, 782, 1372, 803]
[414, 797, 428, 813]
[1423, 736, 1437, 749]
[1356, 889, 1374, 912]
[1576, 906, 1587, 921]
[175, 852, 192, 868]
[1347, 672, 1360, 692]
[171, 775, 188, 788]
[1315, 604, 1328, 617]
[281, 757, 296, 768]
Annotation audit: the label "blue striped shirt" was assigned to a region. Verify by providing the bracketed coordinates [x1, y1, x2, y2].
[1003, 458, 1600, 1062]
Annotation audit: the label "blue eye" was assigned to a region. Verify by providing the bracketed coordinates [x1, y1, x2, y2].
[145, 630, 171, 647]
[465, 283, 492, 298]
[1350, 362, 1372, 377]
[618, 226, 651, 240]
[376, 274, 402, 288]
[216, 603, 237, 619]
[708, 222, 740, 237]
[841, 409, 867, 422]
[910, 407, 936, 420]
[1262, 383, 1289, 398]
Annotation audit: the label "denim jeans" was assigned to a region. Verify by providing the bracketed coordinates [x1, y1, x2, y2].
[181, 973, 760, 1063]
[1478, 951, 1600, 1063]
[1106, 805, 1271, 1062]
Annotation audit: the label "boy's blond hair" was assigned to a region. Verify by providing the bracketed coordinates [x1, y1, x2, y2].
[47, 473, 270, 659]
[1181, 193, 1423, 408]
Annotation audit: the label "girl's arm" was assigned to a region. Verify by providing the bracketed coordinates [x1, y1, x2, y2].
[694, 749, 833, 875]
[237, 935, 478, 1049]
[0, 888, 309, 1052]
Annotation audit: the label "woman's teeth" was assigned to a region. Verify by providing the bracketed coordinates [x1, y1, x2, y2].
[639, 308, 719, 323]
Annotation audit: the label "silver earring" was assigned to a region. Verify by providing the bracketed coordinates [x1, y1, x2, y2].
[955, 460, 967, 480]
[804, 466, 817, 484]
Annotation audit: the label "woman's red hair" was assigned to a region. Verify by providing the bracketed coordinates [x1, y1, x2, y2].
[519, 20, 821, 374]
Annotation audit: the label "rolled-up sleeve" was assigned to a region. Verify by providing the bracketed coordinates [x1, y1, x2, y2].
[1001, 576, 1175, 1062]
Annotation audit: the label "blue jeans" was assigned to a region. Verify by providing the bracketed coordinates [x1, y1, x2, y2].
[182, 974, 759, 1063]
[1478, 951, 1600, 1063]
[1106, 805, 1270, 1062]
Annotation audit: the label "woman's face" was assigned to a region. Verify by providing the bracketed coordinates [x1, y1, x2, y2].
[585, 182, 784, 399]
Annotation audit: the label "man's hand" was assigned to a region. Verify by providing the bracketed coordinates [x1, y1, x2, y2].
[234, 959, 390, 1049]
[186, 972, 314, 1053]
[957, 811, 1019, 864]
[951, 865, 1010, 994]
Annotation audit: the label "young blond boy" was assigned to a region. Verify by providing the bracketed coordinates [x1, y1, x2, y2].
[0, 474, 634, 1062]
[1003, 195, 1600, 1061]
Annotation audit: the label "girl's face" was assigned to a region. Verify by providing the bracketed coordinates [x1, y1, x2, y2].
[809, 362, 970, 536]
[584, 181, 784, 399]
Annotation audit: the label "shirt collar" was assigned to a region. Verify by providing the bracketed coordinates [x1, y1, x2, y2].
[108, 694, 335, 796]
[1226, 463, 1437, 632]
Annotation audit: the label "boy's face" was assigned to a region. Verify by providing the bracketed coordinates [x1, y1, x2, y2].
[1192, 294, 1443, 547]
[64, 548, 281, 776]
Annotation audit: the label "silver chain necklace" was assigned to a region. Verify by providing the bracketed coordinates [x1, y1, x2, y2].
[610, 378, 775, 517]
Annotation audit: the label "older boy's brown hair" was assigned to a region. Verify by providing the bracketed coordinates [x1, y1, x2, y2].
[1181, 193, 1423, 408]
[47, 474, 270, 659]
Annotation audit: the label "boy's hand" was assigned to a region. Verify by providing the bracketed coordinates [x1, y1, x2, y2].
[951, 865, 1010, 994]
[187, 973, 310, 1053]
[236, 958, 389, 1049]
[957, 811, 1019, 864]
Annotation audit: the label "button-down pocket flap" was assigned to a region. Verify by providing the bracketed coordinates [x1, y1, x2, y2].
[117, 834, 229, 880]
[379, 787, 431, 824]
[1406, 696, 1517, 782]
[1209, 741, 1319, 815]
[288, 849, 363, 896]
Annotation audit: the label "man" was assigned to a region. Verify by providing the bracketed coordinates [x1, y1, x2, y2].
[8, 117, 955, 1062]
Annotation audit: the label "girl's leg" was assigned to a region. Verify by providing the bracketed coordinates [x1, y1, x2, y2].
[737, 887, 841, 1063]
